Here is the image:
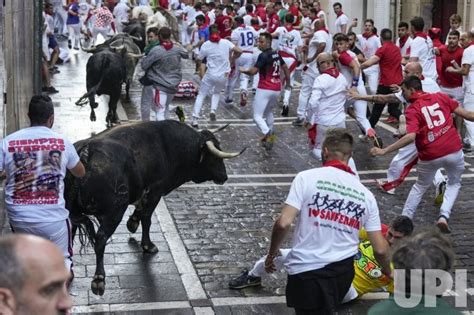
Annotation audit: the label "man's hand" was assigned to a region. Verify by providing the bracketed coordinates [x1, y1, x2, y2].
[347, 88, 360, 100]
[389, 84, 401, 93]
[264, 252, 280, 273]
[239, 66, 247, 73]
[370, 147, 386, 156]
[446, 66, 456, 73]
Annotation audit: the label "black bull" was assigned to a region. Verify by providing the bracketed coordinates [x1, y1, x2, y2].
[65, 121, 244, 295]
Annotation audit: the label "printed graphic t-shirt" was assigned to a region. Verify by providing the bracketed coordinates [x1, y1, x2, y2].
[284, 166, 381, 275]
[0, 127, 80, 223]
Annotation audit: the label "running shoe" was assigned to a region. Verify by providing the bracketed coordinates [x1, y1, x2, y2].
[225, 98, 233, 104]
[375, 179, 395, 195]
[385, 116, 398, 123]
[175, 106, 185, 122]
[228, 270, 261, 289]
[261, 131, 276, 151]
[210, 112, 216, 122]
[434, 181, 446, 206]
[367, 128, 383, 148]
[281, 105, 289, 117]
[292, 117, 304, 127]
[436, 215, 451, 234]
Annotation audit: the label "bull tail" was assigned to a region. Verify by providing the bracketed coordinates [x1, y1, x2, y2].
[75, 57, 110, 107]
[70, 213, 97, 251]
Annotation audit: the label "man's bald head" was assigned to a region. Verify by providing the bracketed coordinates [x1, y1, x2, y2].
[0, 234, 72, 315]
[404, 62, 423, 78]
[316, 52, 335, 71]
[313, 18, 325, 29]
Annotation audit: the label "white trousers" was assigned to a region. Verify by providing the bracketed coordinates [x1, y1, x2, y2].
[281, 56, 297, 106]
[141, 85, 175, 121]
[10, 219, 73, 271]
[363, 65, 380, 95]
[253, 89, 279, 135]
[402, 150, 464, 219]
[248, 248, 358, 303]
[193, 73, 227, 118]
[311, 121, 346, 160]
[92, 26, 109, 46]
[386, 142, 445, 188]
[463, 92, 474, 145]
[345, 82, 372, 134]
[296, 70, 317, 119]
[225, 52, 254, 99]
[54, 6, 68, 35]
[67, 23, 81, 49]
[440, 86, 464, 103]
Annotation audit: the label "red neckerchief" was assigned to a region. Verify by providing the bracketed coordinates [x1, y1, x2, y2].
[284, 23, 293, 32]
[161, 40, 173, 50]
[399, 35, 409, 48]
[322, 67, 340, 78]
[408, 90, 428, 103]
[362, 31, 376, 39]
[420, 74, 425, 80]
[323, 160, 355, 175]
[248, 12, 256, 17]
[239, 23, 246, 28]
[414, 31, 428, 39]
[209, 33, 221, 42]
[252, 24, 260, 31]
[336, 11, 344, 18]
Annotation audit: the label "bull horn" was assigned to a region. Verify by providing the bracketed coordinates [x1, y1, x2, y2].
[208, 123, 230, 134]
[81, 46, 97, 53]
[127, 52, 143, 58]
[129, 35, 143, 41]
[111, 44, 125, 51]
[206, 141, 245, 159]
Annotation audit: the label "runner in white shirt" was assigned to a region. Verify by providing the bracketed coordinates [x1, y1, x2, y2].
[396, 21, 412, 61]
[446, 31, 474, 153]
[264, 128, 389, 314]
[0, 95, 85, 272]
[333, 2, 348, 34]
[313, 1, 326, 22]
[192, 25, 243, 128]
[334, 33, 378, 142]
[350, 19, 381, 95]
[293, 19, 332, 126]
[225, 17, 258, 107]
[243, 4, 262, 26]
[272, 13, 303, 116]
[113, 0, 130, 33]
[408, 16, 437, 81]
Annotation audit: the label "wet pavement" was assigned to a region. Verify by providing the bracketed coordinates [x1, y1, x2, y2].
[1, 38, 474, 314]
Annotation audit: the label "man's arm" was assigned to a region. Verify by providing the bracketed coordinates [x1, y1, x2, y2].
[454, 106, 474, 121]
[366, 231, 391, 276]
[371, 132, 416, 156]
[348, 89, 399, 103]
[240, 66, 259, 75]
[446, 64, 470, 76]
[69, 161, 86, 178]
[230, 46, 243, 65]
[264, 204, 299, 273]
[348, 59, 361, 80]
[360, 55, 380, 70]
[306, 42, 326, 64]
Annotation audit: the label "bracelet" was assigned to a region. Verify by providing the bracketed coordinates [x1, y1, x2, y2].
[351, 77, 359, 87]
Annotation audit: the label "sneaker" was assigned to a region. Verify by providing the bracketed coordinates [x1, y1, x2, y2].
[42, 86, 59, 94]
[191, 117, 199, 128]
[252, 88, 256, 95]
[261, 131, 276, 151]
[68, 40, 72, 49]
[209, 112, 216, 122]
[434, 181, 446, 206]
[292, 117, 304, 127]
[367, 129, 383, 148]
[375, 179, 395, 195]
[49, 68, 60, 74]
[175, 106, 185, 122]
[228, 270, 261, 289]
[74, 46, 80, 50]
[385, 116, 398, 123]
[281, 105, 289, 117]
[240, 92, 247, 107]
[398, 114, 407, 135]
[225, 98, 233, 104]
[436, 215, 451, 234]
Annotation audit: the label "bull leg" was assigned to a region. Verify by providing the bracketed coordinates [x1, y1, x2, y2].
[91, 217, 121, 296]
[125, 79, 131, 101]
[89, 93, 98, 122]
[126, 189, 151, 233]
[139, 194, 162, 254]
[106, 91, 121, 127]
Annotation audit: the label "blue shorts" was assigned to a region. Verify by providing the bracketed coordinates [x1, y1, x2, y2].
[48, 36, 58, 49]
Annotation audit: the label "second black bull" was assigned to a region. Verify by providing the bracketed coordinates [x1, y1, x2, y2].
[65, 121, 245, 295]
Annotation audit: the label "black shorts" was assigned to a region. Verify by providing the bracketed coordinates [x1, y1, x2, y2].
[286, 256, 355, 314]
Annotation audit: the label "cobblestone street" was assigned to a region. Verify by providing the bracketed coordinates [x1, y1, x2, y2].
[2, 42, 474, 314]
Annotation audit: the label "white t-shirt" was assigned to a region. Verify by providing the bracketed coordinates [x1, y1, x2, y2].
[275, 26, 303, 57]
[207, 10, 216, 25]
[462, 45, 474, 95]
[284, 167, 381, 275]
[0, 127, 80, 223]
[308, 72, 347, 125]
[409, 36, 437, 81]
[198, 39, 235, 76]
[231, 25, 258, 51]
[237, 6, 246, 17]
[338, 50, 363, 87]
[357, 34, 381, 74]
[396, 36, 412, 57]
[335, 14, 349, 33]
[307, 29, 332, 74]
[113, 2, 130, 23]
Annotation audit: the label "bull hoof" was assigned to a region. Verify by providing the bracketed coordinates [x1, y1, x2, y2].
[91, 102, 99, 109]
[91, 275, 106, 296]
[126, 216, 140, 233]
[90, 113, 96, 122]
[142, 243, 159, 254]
